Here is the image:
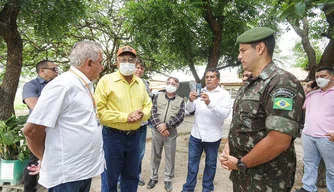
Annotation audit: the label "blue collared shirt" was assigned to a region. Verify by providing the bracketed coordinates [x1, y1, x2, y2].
[22, 76, 47, 113]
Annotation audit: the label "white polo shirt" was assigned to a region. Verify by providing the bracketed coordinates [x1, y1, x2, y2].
[186, 86, 232, 142]
[28, 66, 105, 188]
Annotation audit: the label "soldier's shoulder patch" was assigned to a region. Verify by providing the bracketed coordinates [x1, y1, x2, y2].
[273, 97, 293, 111]
[270, 88, 296, 98]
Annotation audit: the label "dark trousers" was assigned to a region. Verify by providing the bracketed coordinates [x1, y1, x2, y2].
[101, 126, 140, 192]
[48, 178, 92, 192]
[138, 125, 147, 175]
[24, 152, 39, 192]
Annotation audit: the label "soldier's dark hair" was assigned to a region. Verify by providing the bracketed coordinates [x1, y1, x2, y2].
[250, 35, 275, 58]
[136, 57, 145, 67]
[36, 60, 52, 74]
[205, 68, 220, 79]
[316, 66, 334, 74]
[167, 77, 179, 84]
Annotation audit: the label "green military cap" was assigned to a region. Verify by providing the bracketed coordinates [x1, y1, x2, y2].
[237, 27, 275, 43]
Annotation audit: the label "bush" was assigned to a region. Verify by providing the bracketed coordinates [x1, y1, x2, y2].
[0, 115, 30, 161]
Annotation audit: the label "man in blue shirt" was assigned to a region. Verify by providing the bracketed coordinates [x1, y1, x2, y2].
[22, 60, 58, 192]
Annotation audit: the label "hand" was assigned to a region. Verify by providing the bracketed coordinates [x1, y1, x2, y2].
[325, 132, 334, 142]
[161, 129, 170, 137]
[127, 109, 144, 123]
[157, 123, 167, 133]
[221, 154, 238, 171]
[200, 92, 210, 105]
[303, 81, 316, 94]
[27, 160, 41, 175]
[219, 152, 231, 171]
[189, 92, 197, 102]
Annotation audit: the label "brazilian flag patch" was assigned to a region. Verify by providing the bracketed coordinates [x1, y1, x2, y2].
[273, 97, 293, 111]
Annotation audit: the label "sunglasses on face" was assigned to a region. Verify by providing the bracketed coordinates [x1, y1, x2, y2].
[43, 67, 59, 72]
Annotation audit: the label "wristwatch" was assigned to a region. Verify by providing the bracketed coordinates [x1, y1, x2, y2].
[237, 159, 248, 172]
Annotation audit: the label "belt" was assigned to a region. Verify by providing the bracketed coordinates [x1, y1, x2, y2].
[105, 126, 139, 135]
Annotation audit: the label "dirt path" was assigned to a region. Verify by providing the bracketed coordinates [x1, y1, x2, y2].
[34, 115, 326, 192]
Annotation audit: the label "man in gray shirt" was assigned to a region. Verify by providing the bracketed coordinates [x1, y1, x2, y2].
[22, 60, 58, 192]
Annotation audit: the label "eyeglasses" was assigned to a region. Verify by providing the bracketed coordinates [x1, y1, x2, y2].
[43, 67, 59, 72]
[166, 81, 178, 87]
[118, 57, 136, 63]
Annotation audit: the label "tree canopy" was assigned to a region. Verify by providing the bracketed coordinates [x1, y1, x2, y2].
[123, 0, 279, 83]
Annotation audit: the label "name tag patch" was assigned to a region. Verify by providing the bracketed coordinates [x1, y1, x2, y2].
[273, 97, 293, 111]
[270, 88, 296, 98]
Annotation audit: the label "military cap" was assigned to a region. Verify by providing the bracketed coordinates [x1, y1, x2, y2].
[237, 27, 275, 43]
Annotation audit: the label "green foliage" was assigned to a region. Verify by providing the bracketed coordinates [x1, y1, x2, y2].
[0, 115, 30, 161]
[123, 0, 278, 77]
[19, 0, 88, 40]
[293, 41, 324, 68]
[279, 0, 334, 19]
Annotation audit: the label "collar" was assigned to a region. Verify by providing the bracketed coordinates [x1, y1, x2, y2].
[164, 92, 176, 100]
[37, 76, 47, 84]
[204, 85, 222, 93]
[70, 66, 92, 86]
[306, 86, 334, 98]
[114, 70, 139, 84]
[257, 61, 275, 80]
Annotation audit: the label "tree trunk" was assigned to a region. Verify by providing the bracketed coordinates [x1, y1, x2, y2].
[289, 18, 317, 81]
[188, 62, 201, 83]
[201, 0, 224, 83]
[317, 38, 334, 68]
[308, 4, 334, 80]
[0, 1, 22, 120]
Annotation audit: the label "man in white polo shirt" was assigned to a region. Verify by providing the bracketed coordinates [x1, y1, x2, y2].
[23, 41, 105, 192]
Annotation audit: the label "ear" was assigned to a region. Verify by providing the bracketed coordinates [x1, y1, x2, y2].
[84, 58, 91, 68]
[257, 42, 265, 55]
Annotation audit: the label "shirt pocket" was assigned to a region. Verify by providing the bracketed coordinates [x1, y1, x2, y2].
[157, 103, 167, 115]
[239, 99, 260, 129]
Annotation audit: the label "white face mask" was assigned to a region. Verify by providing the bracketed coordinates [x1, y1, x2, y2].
[166, 85, 177, 93]
[119, 63, 136, 76]
[316, 78, 330, 88]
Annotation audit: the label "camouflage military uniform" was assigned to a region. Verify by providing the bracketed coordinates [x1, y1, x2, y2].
[228, 62, 305, 192]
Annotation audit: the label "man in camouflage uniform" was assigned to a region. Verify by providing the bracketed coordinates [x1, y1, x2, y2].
[220, 27, 305, 192]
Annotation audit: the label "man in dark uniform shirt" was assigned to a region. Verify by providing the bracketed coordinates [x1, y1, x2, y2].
[220, 27, 305, 192]
[22, 60, 58, 192]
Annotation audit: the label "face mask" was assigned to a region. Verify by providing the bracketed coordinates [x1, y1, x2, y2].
[119, 63, 136, 76]
[316, 78, 330, 88]
[166, 85, 177, 93]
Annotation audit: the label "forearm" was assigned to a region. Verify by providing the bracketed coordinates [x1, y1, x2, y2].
[208, 94, 232, 119]
[149, 113, 162, 128]
[166, 102, 185, 129]
[208, 104, 231, 119]
[241, 130, 292, 168]
[166, 112, 185, 129]
[23, 123, 46, 160]
[98, 108, 129, 125]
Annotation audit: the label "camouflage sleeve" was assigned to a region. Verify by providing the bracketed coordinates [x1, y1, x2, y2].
[264, 75, 305, 137]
